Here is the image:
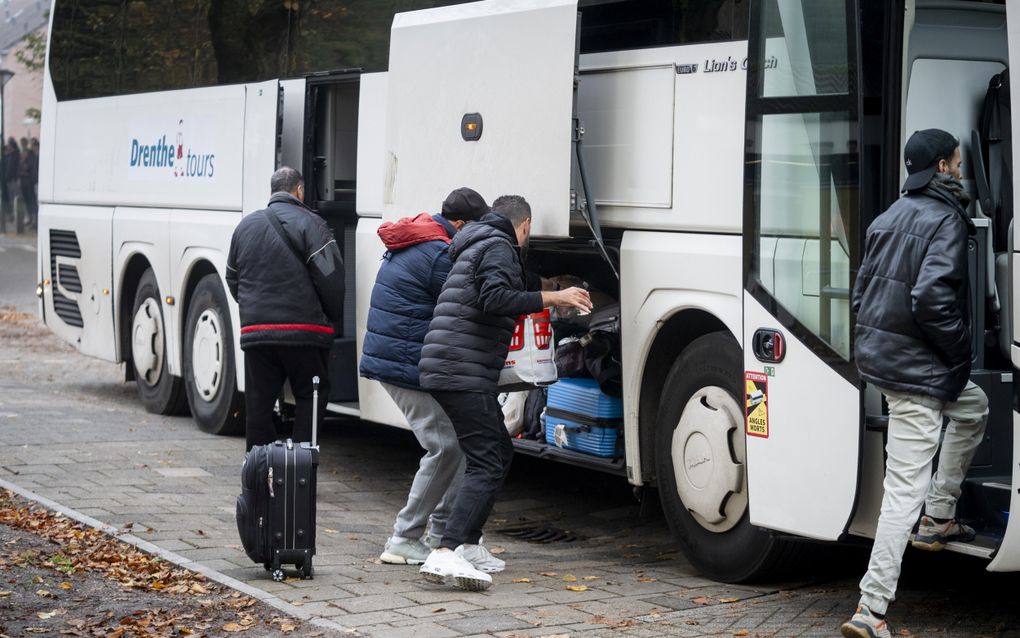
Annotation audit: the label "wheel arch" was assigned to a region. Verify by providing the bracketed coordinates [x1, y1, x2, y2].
[117, 252, 154, 380]
[636, 307, 737, 487]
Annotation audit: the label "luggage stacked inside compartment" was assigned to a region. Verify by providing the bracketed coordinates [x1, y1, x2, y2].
[545, 378, 623, 458]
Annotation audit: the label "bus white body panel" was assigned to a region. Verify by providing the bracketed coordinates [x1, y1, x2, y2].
[384, 0, 577, 235]
[620, 231, 743, 485]
[38, 205, 115, 361]
[356, 73, 389, 220]
[51, 85, 246, 211]
[744, 294, 860, 541]
[580, 42, 747, 235]
[241, 80, 281, 216]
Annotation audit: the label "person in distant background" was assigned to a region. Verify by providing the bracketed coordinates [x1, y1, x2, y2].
[19, 138, 38, 230]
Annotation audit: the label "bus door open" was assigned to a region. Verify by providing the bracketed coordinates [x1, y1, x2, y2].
[742, 0, 864, 540]
[300, 71, 362, 412]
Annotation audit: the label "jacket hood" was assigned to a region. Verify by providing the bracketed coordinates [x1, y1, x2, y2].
[450, 213, 517, 261]
[378, 213, 454, 250]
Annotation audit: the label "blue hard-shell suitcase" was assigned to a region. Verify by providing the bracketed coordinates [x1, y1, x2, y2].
[545, 378, 623, 458]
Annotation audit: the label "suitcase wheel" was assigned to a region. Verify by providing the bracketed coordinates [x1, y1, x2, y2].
[301, 561, 314, 580]
[271, 568, 286, 582]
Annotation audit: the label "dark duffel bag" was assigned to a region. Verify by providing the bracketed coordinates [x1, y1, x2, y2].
[236, 378, 321, 581]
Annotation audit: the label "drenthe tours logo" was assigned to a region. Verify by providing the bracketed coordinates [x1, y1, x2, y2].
[129, 118, 215, 179]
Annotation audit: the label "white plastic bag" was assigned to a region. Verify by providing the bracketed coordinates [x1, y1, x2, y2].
[498, 309, 557, 390]
[498, 391, 529, 437]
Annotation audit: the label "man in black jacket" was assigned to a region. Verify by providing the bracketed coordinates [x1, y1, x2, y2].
[842, 130, 989, 638]
[226, 167, 345, 451]
[417, 195, 591, 591]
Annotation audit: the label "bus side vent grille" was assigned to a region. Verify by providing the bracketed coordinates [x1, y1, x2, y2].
[50, 229, 84, 328]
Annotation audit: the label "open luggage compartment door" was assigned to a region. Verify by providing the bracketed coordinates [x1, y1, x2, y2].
[384, 0, 578, 238]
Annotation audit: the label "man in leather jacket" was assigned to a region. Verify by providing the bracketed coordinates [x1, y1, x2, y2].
[842, 130, 989, 638]
[226, 167, 345, 450]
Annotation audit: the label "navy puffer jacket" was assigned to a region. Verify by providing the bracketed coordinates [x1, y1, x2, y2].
[419, 214, 544, 394]
[360, 214, 458, 389]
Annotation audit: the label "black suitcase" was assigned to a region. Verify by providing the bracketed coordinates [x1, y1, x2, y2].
[236, 377, 320, 581]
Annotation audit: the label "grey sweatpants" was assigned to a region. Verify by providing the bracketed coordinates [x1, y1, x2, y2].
[383, 383, 466, 541]
[859, 381, 988, 615]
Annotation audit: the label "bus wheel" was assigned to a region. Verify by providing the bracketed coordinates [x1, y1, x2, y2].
[655, 332, 792, 582]
[130, 269, 187, 415]
[183, 274, 244, 435]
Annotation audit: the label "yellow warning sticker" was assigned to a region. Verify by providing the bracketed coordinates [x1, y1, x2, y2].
[745, 371, 769, 439]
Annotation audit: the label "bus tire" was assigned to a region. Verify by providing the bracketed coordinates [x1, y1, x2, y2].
[654, 331, 794, 583]
[182, 274, 244, 435]
[130, 268, 187, 415]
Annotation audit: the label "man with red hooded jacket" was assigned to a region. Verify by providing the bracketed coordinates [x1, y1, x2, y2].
[360, 187, 490, 566]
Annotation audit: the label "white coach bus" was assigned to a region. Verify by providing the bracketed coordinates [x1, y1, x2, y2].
[36, 0, 1020, 581]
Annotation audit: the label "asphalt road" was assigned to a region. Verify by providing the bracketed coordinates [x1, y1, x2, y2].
[0, 231, 38, 311]
[2, 229, 1020, 637]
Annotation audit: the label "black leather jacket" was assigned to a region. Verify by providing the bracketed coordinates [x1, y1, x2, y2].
[852, 183, 975, 402]
[226, 193, 345, 349]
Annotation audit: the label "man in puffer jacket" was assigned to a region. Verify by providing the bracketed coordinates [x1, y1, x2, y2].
[417, 195, 592, 590]
[842, 130, 989, 638]
[360, 187, 489, 566]
[226, 167, 345, 451]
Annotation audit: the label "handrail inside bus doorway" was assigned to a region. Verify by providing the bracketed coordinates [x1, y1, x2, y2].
[573, 117, 620, 280]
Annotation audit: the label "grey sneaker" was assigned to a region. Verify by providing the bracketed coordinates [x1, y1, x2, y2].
[841, 604, 891, 638]
[380, 538, 432, 565]
[455, 543, 505, 573]
[911, 515, 976, 551]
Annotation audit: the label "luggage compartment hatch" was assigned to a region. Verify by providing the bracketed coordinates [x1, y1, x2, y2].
[384, 0, 578, 238]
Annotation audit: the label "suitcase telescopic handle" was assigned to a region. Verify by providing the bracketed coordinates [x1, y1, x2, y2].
[312, 376, 320, 449]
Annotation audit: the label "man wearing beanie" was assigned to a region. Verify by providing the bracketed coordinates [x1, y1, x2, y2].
[360, 187, 490, 566]
[842, 129, 989, 638]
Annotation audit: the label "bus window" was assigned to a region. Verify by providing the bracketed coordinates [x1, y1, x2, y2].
[746, 0, 858, 367]
[759, 0, 848, 97]
[579, 0, 749, 53]
[48, 0, 474, 101]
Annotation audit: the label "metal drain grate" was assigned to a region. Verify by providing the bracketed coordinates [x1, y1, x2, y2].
[498, 524, 579, 543]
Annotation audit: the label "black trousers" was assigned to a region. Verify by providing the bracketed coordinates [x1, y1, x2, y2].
[244, 345, 330, 451]
[431, 390, 514, 549]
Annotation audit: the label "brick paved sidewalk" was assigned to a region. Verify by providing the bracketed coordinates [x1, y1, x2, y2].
[2, 311, 1020, 637]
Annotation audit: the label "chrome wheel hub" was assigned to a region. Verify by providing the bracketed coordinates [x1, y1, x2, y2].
[131, 298, 164, 386]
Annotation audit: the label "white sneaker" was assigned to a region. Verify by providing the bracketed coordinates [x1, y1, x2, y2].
[455, 543, 505, 573]
[419, 548, 493, 591]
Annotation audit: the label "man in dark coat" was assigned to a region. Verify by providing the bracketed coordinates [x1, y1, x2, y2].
[226, 167, 345, 451]
[417, 195, 591, 590]
[360, 187, 489, 566]
[842, 130, 989, 638]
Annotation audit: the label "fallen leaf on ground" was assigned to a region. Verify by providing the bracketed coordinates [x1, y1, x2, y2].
[35, 589, 51, 598]
[432, 607, 446, 613]
[562, 575, 577, 582]
[565, 585, 589, 592]
[540, 572, 558, 577]
[720, 597, 739, 603]
[582, 576, 600, 581]
[0, 591, 11, 597]
[638, 577, 657, 582]
[734, 631, 749, 636]
[223, 622, 252, 632]
[691, 596, 712, 605]
[59, 582, 72, 590]
[489, 547, 506, 554]
[36, 610, 61, 619]
[191, 583, 209, 594]
[511, 578, 531, 583]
